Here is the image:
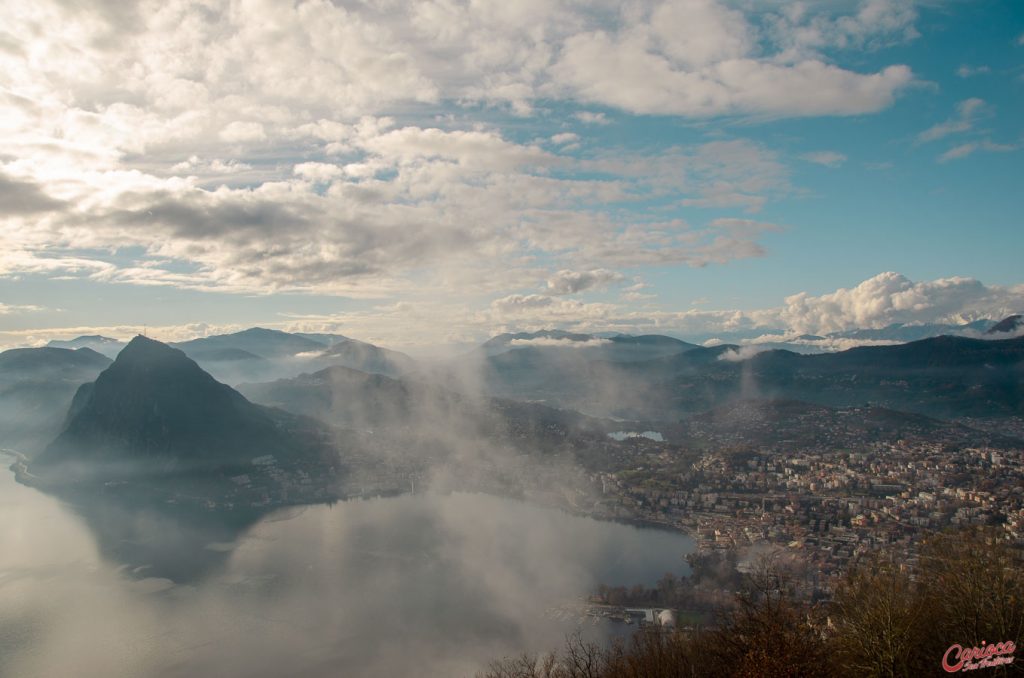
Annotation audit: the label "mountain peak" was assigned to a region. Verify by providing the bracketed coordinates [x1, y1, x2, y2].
[34, 335, 297, 475]
[115, 335, 209, 374]
[120, 334, 185, 358]
[987, 315, 1023, 335]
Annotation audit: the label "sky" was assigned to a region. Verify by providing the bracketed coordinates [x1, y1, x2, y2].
[0, 0, 1022, 352]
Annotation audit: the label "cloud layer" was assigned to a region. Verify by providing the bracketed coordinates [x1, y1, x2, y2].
[6, 272, 1020, 353]
[0, 0, 920, 304]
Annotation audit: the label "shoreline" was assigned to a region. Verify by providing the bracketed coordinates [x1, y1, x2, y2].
[5, 454, 702, 548]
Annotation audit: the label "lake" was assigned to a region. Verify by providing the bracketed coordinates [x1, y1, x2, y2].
[0, 468, 694, 677]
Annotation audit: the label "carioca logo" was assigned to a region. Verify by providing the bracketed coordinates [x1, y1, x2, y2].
[942, 640, 1016, 672]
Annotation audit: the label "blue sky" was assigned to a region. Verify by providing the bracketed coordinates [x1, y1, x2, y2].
[0, 0, 1021, 351]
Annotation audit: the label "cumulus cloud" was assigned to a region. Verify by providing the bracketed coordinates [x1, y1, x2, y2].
[778, 271, 1024, 335]
[768, 0, 920, 51]
[0, 0, 919, 306]
[0, 0, 959, 350]
[0, 125, 788, 296]
[551, 33, 912, 118]
[546, 269, 624, 295]
[550, 133, 579, 146]
[491, 294, 556, 314]
[293, 162, 345, 182]
[219, 121, 267, 143]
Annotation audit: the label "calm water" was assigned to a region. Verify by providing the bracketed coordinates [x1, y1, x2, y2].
[0, 469, 693, 677]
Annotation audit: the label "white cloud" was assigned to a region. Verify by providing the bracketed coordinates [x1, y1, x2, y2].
[491, 294, 556, 313]
[801, 151, 847, 167]
[0, 303, 46, 315]
[938, 140, 1018, 163]
[508, 337, 610, 348]
[0, 126, 788, 297]
[219, 121, 267, 143]
[573, 112, 609, 125]
[550, 132, 580, 146]
[546, 269, 624, 295]
[768, 0, 920, 55]
[293, 162, 345, 182]
[0, 1, 954, 349]
[918, 98, 985, 143]
[956, 65, 990, 78]
[551, 32, 912, 118]
[778, 271, 1024, 335]
[5, 271, 1011, 352]
[717, 345, 768, 361]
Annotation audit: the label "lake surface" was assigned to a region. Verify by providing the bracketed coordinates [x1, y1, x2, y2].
[0, 468, 694, 677]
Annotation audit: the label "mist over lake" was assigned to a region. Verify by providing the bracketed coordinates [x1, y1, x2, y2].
[0, 470, 693, 678]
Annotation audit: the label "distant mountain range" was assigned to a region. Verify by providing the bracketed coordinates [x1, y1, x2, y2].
[239, 363, 604, 457]
[0, 347, 111, 452]
[679, 319, 1002, 352]
[9, 319, 1021, 469]
[42, 327, 417, 385]
[476, 332, 1024, 421]
[175, 327, 326, 359]
[46, 335, 125, 358]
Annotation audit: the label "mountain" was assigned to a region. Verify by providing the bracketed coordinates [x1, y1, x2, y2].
[31, 336, 342, 488]
[174, 327, 325, 359]
[0, 345, 110, 375]
[987, 315, 1023, 335]
[240, 365, 451, 430]
[0, 347, 112, 453]
[648, 335, 1024, 418]
[239, 364, 605, 459]
[308, 338, 417, 378]
[683, 320, 1000, 354]
[294, 332, 350, 346]
[470, 330, 697, 415]
[478, 334, 1024, 421]
[827, 320, 995, 343]
[46, 335, 126, 359]
[179, 346, 278, 385]
[171, 328, 416, 383]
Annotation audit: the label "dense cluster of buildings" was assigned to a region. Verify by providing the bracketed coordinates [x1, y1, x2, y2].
[585, 434, 1024, 596]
